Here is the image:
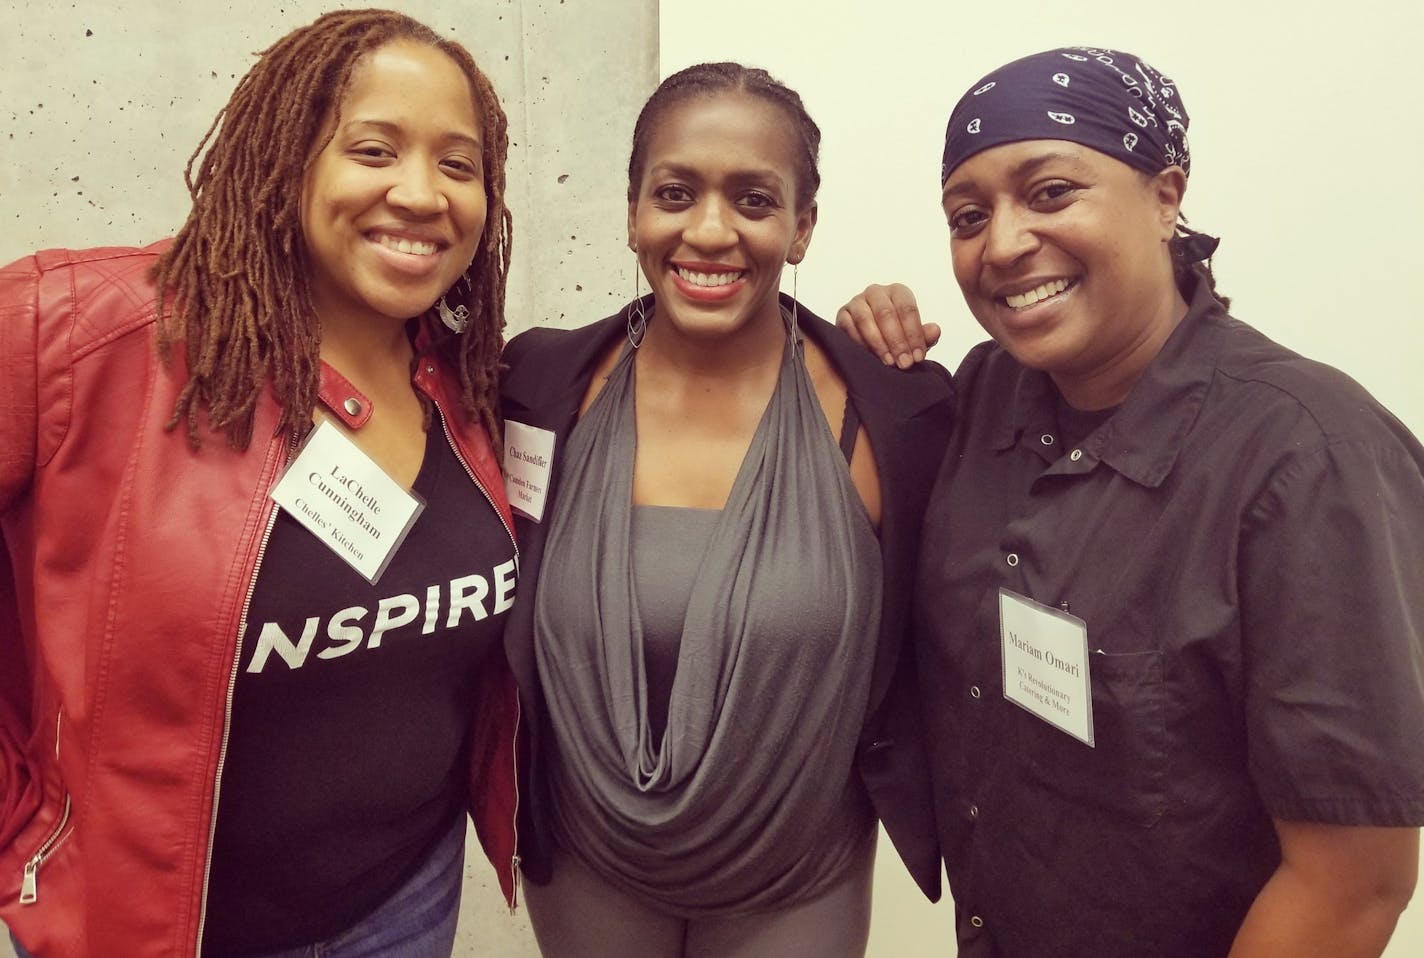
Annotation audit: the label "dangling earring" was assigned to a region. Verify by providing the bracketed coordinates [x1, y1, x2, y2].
[627, 262, 649, 349]
[791, 261, 799, 322]
[437, 274, 472, 334]
[785, 259, 800, 343]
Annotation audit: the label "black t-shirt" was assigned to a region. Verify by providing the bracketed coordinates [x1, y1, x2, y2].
[1052, 391, 1115, 451]
[202, 424, 516, 955]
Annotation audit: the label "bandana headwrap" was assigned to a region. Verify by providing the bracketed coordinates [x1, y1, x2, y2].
[941, 46, 1218, 263]
[942, 46, 1192, 182]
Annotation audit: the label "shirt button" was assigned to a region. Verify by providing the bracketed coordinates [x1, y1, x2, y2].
[1070, 448, 1084, 462]
[968, 804, 979, 819]
[1006, 553, 1019, 567]
[1040, 433, 1055, 446]
[970, 916, 985, 928]
[970, 685, 982, 699]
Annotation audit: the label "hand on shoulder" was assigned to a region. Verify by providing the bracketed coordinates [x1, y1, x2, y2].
[836, 283, 941, 369]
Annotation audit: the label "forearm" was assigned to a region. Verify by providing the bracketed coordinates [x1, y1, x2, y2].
[1228, 823, 1418, 958]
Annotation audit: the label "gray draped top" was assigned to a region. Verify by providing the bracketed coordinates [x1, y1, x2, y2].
[533, 326, 883, 915]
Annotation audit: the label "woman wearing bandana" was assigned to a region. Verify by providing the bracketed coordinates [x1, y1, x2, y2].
[840, 47, 1424, 956]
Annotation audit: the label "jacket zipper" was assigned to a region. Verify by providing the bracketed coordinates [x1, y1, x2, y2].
[18, 794, 72, 904]
[430, 401, 523, 911]
[509, 700, 523, 914]
[19, 692, 72, 902]
[192, 432, 294, 955]
[431, 401, 519, 568]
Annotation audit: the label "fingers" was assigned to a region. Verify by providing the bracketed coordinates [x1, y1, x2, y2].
[835, 283, 930, 367]
[835, 296, 876, 350]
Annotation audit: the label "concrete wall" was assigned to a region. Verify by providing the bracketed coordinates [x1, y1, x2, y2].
[0, 0, 653, 334]
[1, 1, 652, 955]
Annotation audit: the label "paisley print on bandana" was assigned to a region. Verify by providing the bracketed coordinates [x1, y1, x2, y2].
[941, 46, 1193, 184]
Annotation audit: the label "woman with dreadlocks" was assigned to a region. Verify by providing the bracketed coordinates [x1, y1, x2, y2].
[1, 10, 518, 957]
[838, 46, 1424, 957]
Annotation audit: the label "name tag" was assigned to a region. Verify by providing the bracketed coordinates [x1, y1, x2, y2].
[269, 421, 425, 584]
[502, 420, 556, 522]
[999, 588, 1095, 746]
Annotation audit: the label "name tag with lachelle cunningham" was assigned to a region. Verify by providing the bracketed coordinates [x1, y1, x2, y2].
[999, 587, 1095, 746]
[502, 420, 555, 522]
[269, 421, 425, 584]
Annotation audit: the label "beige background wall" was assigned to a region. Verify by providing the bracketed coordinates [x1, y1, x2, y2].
[660, 0, 1424, 440]
[659, 0, 1424, 955]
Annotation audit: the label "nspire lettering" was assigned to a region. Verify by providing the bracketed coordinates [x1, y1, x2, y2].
[246, 558, 517, 673]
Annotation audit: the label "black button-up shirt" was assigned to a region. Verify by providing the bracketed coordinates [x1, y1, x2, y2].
[916, 278, 1424, 956]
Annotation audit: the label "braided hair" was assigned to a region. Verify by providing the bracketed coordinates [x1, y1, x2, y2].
[627, 62, 821, 211]
[153, 8, 512, 450]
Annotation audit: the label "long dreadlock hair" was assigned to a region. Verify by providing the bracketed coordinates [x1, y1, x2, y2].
[152, 8, 512, 451]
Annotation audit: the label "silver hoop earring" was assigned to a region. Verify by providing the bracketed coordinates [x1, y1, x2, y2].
[627, 267, 649, 349]
[437, 274, 472, 333]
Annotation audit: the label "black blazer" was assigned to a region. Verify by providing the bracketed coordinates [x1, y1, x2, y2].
[498, 295, 952, 900]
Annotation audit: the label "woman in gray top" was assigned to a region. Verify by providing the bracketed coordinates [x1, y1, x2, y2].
[499, 62, 952, 957]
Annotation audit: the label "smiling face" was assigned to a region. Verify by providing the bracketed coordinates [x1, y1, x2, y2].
[300, 40, 487, 332]
[942, 140, 1186, 407]
[628, 91, 816, 343]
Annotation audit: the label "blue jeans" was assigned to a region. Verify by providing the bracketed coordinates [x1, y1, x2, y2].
[9, 815, 465, 958]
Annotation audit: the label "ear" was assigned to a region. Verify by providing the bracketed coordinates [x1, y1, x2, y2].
[1150, 166, 1187, 241]
[787, 201, 819, 265]
[627, 200, 639, 252]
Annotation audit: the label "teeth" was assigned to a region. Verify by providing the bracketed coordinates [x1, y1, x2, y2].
[1005, 278, 1071, 310]
[676, 266, 744, 288]
[375, 234, 438, 256]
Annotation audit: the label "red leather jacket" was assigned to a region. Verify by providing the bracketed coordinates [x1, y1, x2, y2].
[0, 243, 520, 957]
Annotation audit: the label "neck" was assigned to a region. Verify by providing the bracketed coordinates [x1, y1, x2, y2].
[1052, 286, 1189, 411]
[638, 301, 789, 383]
[318, 312, 417, 383]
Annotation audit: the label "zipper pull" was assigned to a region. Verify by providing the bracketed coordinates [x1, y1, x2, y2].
[20, 858, 38, 904]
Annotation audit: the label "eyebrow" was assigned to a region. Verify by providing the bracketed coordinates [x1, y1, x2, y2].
[343, 118, 481, 152]
[649, 161, 789, 193]
[942, 149, 1081, 201]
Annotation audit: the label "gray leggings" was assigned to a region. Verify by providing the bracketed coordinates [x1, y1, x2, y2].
[524, 830, 876, 958]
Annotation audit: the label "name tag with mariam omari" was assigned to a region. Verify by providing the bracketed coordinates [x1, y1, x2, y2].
[998, 587, 1095, 746]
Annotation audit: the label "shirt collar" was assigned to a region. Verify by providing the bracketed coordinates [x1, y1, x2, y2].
[991, 275, 1230, 488]
[990, 365, 1057, 452]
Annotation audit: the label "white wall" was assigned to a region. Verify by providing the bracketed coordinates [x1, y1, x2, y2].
[660, 0, 1424, 955]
